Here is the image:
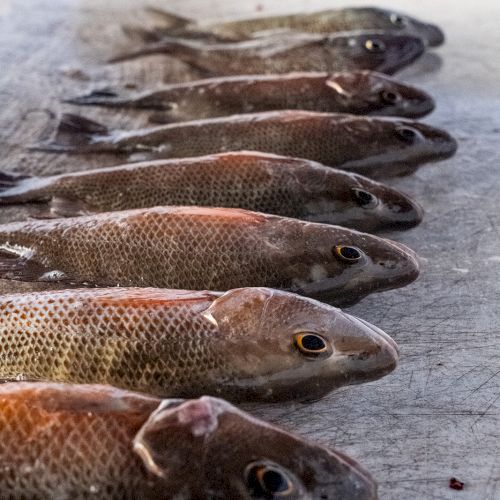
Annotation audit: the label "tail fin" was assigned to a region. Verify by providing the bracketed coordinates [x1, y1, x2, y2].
[122, 24, 164, 44]
[108, 41, 181, 63]
[0, 171, 37, 204]
[144, 7, 192, 30]
[30, 113, 112, 153]
[63, 89, 124, 107]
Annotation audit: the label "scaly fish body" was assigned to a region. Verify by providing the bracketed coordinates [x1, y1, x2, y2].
[0, 152, 423, 231]
[0, 384, 378, 498]
[39, 111, 457, 178]
[66, 71, 435, 120]
[144, 6, 444, 47]
[110, 31, 425, 76]
[0, 287, 398, 401]
[0, 206, 420, 304]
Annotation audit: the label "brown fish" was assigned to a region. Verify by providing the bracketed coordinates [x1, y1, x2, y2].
[0, 152, 423, 231]
[36, 111, 457, 178]
[66, 71, 435, 120]
[0, 287, 398, 401]
[0, 383, 378, 498]
[139, 6, 445, 47]
[0, 206, 420, 305]
[110, 31, 425, 76]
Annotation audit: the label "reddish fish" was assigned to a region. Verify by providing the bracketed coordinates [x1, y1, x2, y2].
[0, 152, 423, 231]
[65, 71, 435, 120]
[0, 206, 420, 305]
[109, 31, 425, 76]
[0, 287, 398, 401]
[35, 111, 457, 178]
[0, 384, 378, 498]
[136, 6, 444, 47]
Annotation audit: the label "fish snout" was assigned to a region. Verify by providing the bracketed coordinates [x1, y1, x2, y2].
[363, 237, 420, 293]
[381, 190, 424, 230]
[336, 313, 399, 382]
[422, 23, 445, 47]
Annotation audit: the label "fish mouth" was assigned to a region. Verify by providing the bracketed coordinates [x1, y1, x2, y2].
[382, 196, 424, 230]
[337, 313, 399, 379]
[405, 94, 436, 118]
[422, 24, 445, 47]
[378, 36, 425, 74]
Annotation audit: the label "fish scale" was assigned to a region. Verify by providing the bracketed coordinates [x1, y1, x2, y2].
[0, 384, 378, 498]
[0, 289, 224, 395]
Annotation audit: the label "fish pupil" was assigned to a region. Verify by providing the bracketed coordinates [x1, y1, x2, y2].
[262, 469, 288, 493]
[354, 190, 376, 207]
[301, 334, 326, 351]
[381, 90, 399, 104]
[340, 246, 361, 260]
[396, 126, 418, 143]
[365, 39, 385, 53]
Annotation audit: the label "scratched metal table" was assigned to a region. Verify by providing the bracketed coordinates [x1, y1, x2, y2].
[0, 0, 498, 498]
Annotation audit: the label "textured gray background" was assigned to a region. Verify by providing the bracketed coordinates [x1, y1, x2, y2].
[0, 0, 498, 498]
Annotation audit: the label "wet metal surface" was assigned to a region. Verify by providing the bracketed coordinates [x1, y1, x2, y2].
[0, 1, 498, 498]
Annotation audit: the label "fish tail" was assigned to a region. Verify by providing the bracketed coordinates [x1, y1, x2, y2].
[143, 7, 192, 30]
[0, 171, 40, 204]
[108, 42, 178, 63]
[108, 37, 202, 67]
[63, 89, 125, 107]
[122, 25, 164, 44]
[29, 113, 112, 153]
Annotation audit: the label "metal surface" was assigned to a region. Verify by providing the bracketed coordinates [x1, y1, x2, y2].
[0, 0, 498, 498]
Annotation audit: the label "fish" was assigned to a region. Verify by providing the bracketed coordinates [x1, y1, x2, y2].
[0, 383, 378, 499]
[35, 111, 457, 178]
[137, 6, 445, 47]
[65, 70, 435, 120]
[0, 206, 420, 305]
[0, 152, 424, 231]
[109, 31, 425, 76]
[0, 287, 398, 401]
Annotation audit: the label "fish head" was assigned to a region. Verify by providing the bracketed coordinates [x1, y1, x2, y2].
[347, 7, 445, 47]
[337, 117, 457, 176]
[274, 222, 420, 304]
[325, 70, 435, 118]
[134, 396, 378, 499]
[297, 165, 423, 230]
[206, 287, 398, 402]
[324, 32, 425, 74]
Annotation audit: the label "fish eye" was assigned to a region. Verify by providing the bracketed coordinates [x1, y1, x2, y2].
[395, 126, 421, 144]
[380, 89, 401, 104]
[246, 462, 294, 498]
[352, 189, 379, 209]
[294, 333, 329, 357]
[334, 245, 363, 263]
[390, 13, 408, 27]
[364, 39, 386, 53]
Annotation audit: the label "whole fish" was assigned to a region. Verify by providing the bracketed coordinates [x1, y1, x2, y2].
[0, 384, 378, 499]
[138, 6, 444, 47]
[0, 152, 423, 231]
[0, 287, 398, 401]
[36, 111, 457, 178]
[66, 70, 435, 120]
[110, 31, 425, 76]
[0, 206, 420, 305]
